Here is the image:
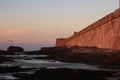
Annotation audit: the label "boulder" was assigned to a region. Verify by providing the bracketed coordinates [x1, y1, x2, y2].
[7, 46, 24, 52]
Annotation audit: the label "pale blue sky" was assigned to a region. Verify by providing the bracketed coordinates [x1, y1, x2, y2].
[0, 0, 118, 50]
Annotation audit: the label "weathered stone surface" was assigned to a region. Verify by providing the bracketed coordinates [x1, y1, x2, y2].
[7, 46, 24, 52]
[56, 8, 120, 50]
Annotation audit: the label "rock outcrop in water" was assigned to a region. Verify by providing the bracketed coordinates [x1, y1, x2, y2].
[7, 46, 24, 53]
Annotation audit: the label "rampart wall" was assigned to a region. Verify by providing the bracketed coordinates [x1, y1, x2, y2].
[56, 9, 120, 50]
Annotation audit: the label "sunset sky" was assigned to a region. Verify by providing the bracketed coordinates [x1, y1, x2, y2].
[0, 0, 118, 50]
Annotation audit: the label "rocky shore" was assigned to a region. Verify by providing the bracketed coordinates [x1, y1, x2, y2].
[40, 46, 120, 66]
[0, 46, 120, 80]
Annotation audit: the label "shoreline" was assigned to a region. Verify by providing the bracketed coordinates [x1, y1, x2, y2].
[0, 46, 120, 80]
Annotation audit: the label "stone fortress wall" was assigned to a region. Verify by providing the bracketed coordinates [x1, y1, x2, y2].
[56, 8, 120, 50]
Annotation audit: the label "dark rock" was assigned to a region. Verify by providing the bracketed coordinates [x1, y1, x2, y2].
[24, 50, 42, 55]
[0, 66, 21, 73]
[0, 50, 7, 54]
[0, 55, 13, 63]
[14, 68, 114, 80]
[41, 47, 70, 55]
[0, 50, 15, 54]
[40, 46, 120, 66]
[7, 46, 24, 52]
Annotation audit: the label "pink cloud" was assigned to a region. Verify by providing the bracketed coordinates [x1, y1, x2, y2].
[1, 29, 30, 37]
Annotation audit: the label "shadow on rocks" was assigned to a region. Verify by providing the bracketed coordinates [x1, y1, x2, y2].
[14, 68, 115, 80]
